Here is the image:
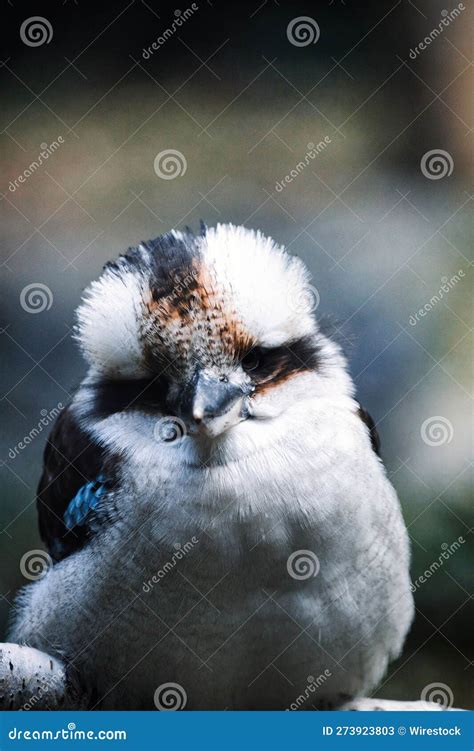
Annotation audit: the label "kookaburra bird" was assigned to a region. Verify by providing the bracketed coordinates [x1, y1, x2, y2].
[10, 223, 414, 710]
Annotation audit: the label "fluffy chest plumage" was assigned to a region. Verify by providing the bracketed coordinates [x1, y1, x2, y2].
[92, 398, 391, 602]
[13, 401, 413, 709]
[64, 425, 407, 710]
[90, 410, 389, 616]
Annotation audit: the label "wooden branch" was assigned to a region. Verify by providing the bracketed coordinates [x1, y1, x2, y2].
[341, 697, 461, 711]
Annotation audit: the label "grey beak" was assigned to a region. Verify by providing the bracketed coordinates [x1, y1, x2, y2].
[190, 371, 244, 424]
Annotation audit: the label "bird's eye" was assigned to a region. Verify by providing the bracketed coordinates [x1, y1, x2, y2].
[241, 348, 262, 372]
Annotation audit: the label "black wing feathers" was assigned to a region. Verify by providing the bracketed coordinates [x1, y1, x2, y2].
[37, 407, 105, 561]
[357, 405, 381, 456]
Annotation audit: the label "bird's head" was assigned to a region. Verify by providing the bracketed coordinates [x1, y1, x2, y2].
[76, 224, 349, 443]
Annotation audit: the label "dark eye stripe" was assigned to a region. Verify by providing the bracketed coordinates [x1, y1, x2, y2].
[249, 337, 320, 390]
[87, 336, 320, 418]
[87, 377, 168, 419]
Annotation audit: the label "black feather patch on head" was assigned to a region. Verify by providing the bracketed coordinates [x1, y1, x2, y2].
[145, 233, 200, 303]
[104, 230, 201, 302]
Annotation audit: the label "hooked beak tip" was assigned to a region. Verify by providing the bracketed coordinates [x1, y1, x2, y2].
[192, 407, 204, 423]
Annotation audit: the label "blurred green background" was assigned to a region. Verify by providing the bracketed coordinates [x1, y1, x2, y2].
[1, 0, 472, 707]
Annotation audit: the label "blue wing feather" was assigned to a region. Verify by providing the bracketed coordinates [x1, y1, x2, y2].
[63, 474, 107, 530]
